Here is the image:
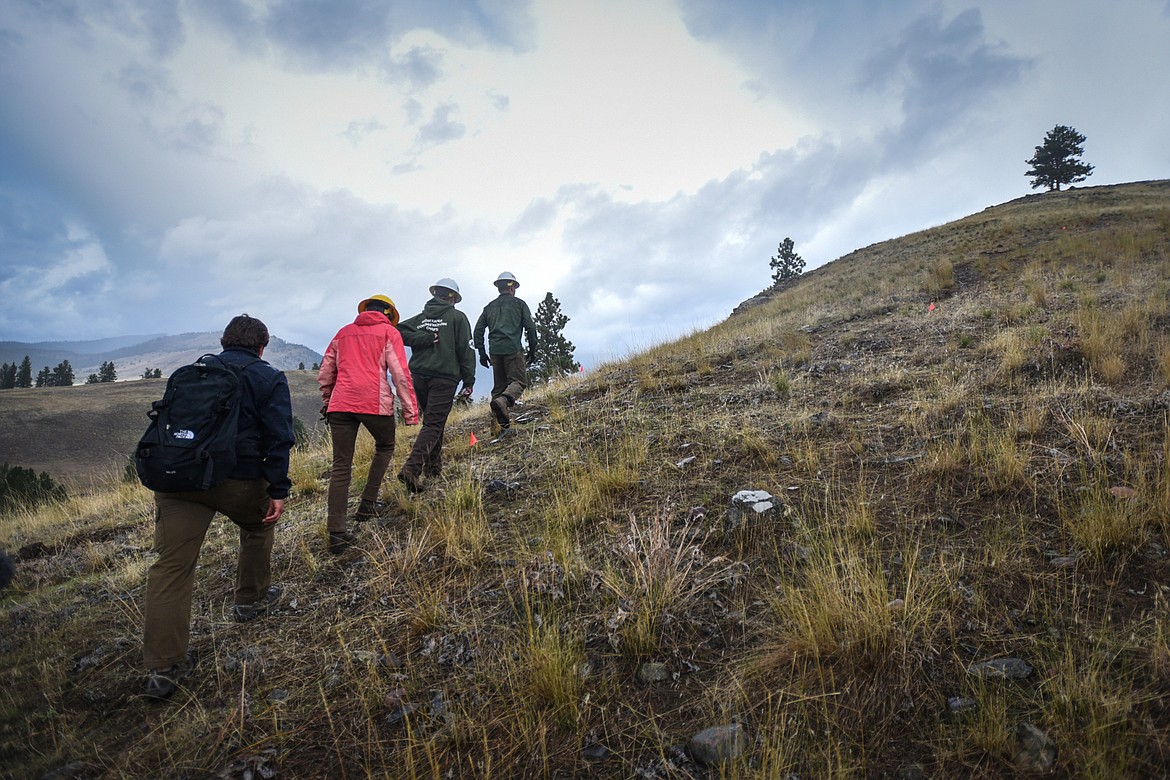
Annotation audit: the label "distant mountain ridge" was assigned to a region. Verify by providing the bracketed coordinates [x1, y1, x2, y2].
[0, 332, 323, 381]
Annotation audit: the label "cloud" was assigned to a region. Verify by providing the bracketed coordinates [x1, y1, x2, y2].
[0, 192, 117, 338]
[860, 9, 1030, 158]
[414, 103, 466, 148]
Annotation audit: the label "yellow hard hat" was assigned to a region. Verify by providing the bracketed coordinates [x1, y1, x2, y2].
[358, 294, 400, 325]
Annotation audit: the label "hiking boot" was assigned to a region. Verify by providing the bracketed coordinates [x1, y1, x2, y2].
[233, 585, 282, 623]
[397, 471, 423, 494]
[329, 531, 357, 555]
[144, 651, 196, 700]
[490, 396, 511, 427]
[354, 499, 388, 521]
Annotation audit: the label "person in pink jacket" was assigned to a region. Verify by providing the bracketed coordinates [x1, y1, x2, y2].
[318, 295, 419, 554]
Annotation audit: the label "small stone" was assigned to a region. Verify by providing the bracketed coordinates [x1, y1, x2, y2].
[1109, 486, 1137, 499]
[675, 456, 696, 468]
[887, 598, 906, 612]
[581, 743, 610, 762]
[947, 696, 977, 715]
[1013, 722, 1056, 771]
[968, 658, 1033, 680]
[727, 490, 777, 530]
[268, 689, 289, 703]
[688, 723, 747, 765]
[637, 662, 670, 683]
[1050, 555, 1079, 568]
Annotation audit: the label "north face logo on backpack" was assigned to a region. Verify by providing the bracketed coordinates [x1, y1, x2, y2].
[172, 430, 196, 440]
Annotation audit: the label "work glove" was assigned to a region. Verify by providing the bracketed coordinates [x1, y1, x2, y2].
[525, 346, 537, 364]
[319, 403, 329, 421]
[458, 385, 474, 399]
[478, 350, 491, 368]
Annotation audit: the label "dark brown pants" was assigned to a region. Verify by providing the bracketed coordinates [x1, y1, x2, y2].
[326, 411, 397, 532]
[143, 479, 274, 669]
[490, 350, 528, 403]
[401, 375, 457, 478]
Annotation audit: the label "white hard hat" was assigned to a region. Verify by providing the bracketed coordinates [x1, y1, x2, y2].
[430, 278, 462, 303]
[494, 271, 519, 289]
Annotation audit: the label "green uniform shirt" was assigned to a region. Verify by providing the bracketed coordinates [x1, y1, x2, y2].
[398, 298, 476, 387]
[473, 294, 537, 356]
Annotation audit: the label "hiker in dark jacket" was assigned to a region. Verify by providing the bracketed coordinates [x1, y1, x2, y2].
[396, 278, 475, 492]
[141, 314, 295, 700]
[473, 271, 537, 431]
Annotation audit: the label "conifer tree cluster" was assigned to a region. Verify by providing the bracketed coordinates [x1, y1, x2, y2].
[0, 357, 33, 389]
[85, 361, 118, 384]
[34, 360, 75, 387]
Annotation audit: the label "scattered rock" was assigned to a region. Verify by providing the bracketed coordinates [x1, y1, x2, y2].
[947, 696, 977, 715]
[268, 689, 289, 703]
[581, 743, 610, 762]
[687, 723, 747, 765]
[637, 662, 670, 683]
[1109, 486, 1137, 499]
[967, 658, 1033, 680]
[675, 456, 696, 469]
[1050, 555, 1079, 568]
[1013, 722, 1056, 771]
[887, 598, 906, 612]
[485, 478, 520, 493]
[726, 490, 777, 531]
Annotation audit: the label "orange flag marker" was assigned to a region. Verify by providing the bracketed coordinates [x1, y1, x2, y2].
[469, 432, 478, 446]
[928, 302, 935, 312]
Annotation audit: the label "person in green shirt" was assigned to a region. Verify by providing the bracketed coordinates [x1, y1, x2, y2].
[396, 278, 476, 492]
[473, 272, 537, 431]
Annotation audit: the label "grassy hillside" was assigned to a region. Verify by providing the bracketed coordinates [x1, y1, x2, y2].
[0, 371, 326, 488]
[2, 181, 1169, 778]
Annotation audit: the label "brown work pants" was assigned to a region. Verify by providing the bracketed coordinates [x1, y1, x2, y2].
[326, 411, 397, 532]
[401, 375, 457, 478]
[490, 351, 528, 403]
[143, 479, 274, 669]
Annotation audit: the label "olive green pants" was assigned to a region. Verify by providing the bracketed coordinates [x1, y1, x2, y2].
[143, 479, 274, 669]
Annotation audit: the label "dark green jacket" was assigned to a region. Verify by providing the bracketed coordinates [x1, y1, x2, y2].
[398, 298, 476, 387]
[473, 294, 537, 356]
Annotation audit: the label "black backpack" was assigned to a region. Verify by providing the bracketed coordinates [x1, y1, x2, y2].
[134, 354, 257, 493]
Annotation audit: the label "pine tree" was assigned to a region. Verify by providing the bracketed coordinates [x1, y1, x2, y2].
[770, 237, 805, 284]
[85, 373, 100, 384]
[51, 360, 74, 387]
[528, 292, 580, 383]
[35, 367, 51, 387]
[98, 361, 117, 383]
[0, 363, 15, 389]
[17, 356, 32, 388]
[1025, 125, 1094, 191]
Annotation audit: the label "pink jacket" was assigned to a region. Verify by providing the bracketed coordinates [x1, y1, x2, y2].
[318, 311, 419, 424]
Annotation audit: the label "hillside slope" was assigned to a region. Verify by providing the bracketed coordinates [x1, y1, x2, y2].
[0, 371, 326, 486]
[3, 181, 1169, 779]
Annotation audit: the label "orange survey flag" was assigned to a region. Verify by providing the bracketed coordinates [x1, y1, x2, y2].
[469, 432, 478, 446]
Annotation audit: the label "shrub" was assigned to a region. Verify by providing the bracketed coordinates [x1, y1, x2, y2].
[0, 463, 67, 511]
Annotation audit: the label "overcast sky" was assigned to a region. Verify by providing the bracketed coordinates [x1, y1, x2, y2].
[2, 0, 1168, 368]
